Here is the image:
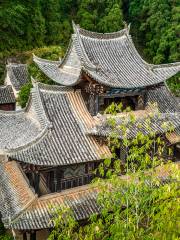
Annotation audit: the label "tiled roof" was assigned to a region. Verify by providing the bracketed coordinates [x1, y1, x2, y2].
[88, 85, 180, 139]
[0, 159, 36, 228]
[0, 85, 51, 153]
[10, 186, 99, 230]
[33, 23, 180, 88]
[0, 158, 99, 230]
[6, 64, 29, 91]
[0, 85, 16, 104]
[146, 84, 180, 137]
[88, 111, 180, 139]
[146, 84, 180, 113]
[1, 158, 178, 230]
[0, 83, 110, 165]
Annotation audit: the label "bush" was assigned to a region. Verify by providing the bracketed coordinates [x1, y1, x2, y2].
[17, 82, 33, 108]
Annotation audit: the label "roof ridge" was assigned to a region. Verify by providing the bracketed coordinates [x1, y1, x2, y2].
[33, 54, 61, 65]
[6, 63, 27, 67]
[73, 21, 129, 40]
[150, 62, 180, 69]
[73, 23, 97, 70]
[126, 35, 180, 72]
[57, 37, 74, 68]
[31, 83, 52, 128]
[37, 82, 73, 92]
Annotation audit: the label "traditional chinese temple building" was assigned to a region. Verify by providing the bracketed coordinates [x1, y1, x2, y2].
[0, 23, 179, 239]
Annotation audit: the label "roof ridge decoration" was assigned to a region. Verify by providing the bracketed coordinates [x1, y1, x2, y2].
[72, 23, 97, 70]
[32, 54, 61, 65]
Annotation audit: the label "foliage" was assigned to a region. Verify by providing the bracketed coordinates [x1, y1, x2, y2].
[17, 82, 33, 108]
[128, 0, 180, 95]
[77, 0, 123, 32]
[0, 0, 179, 94]
[48, 103, 179, 240]
[0, 221, 13, 240]
[16, 45, 63, 107]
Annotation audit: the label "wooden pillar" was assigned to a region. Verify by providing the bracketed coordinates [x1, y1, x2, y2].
[53, 169, 57, 192]
[30, 231, 36, 240]
[136, 95, 144, 110]
[23, 232, 27, 240]
[94, 95, 99, 115]
[34, 171, 40, 196]
[89, 94, 95, 116]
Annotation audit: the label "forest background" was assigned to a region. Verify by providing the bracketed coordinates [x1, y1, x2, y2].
[0, 0, 179, 95]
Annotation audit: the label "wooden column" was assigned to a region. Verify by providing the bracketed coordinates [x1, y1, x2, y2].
[136, 95, 144, 110]
[94, 95, 99, 115]
[89, 94, 95, 116]
[23, 232, 27, 240]
[30, 231, 36, 240]
[34, 171, 40, 196]
[53, 169, 58, 192]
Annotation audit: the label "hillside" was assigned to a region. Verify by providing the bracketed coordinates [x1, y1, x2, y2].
[0, 0, 179, 95]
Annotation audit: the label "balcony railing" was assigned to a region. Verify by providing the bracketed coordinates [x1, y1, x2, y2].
[59, 174, 94, 191]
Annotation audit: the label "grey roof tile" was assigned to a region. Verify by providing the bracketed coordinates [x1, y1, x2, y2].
[0, 83, 110, 165]
[33, 23, 180, 88]
[0, 85, 51, 152]
[0, 85, 16, 104]
[6, 64, 29, 91]
[89, 85, 180, 139]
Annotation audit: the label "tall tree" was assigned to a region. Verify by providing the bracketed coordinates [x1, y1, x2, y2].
[25, 0, 45, 48]
[77, 0, 123, 32]
[0, 1, 27, 52]
[129, 0, 180, 64]
[41, 0, 62, 45]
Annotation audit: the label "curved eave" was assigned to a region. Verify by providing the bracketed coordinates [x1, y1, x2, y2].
[152, 63, 180, 80]
[33, 53, 82, 86]
[74, 23, 180, 88]
[0, 83, 52, 154]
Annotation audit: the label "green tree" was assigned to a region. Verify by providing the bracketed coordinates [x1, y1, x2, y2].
[18, 82, 32, 108]
[25, 0, 45, 48]
[77, 0, 123, 32]
[98, 3, 123, 32]
[0, 1, 27, 52]
[128, 0, 180, 95]
[48, 104, 179, 239]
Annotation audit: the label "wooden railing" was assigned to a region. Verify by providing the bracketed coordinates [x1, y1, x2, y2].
[59, 174, 94, 191]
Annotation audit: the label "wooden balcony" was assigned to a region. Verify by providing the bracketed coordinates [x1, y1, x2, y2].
[59, 174, 94, 191]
